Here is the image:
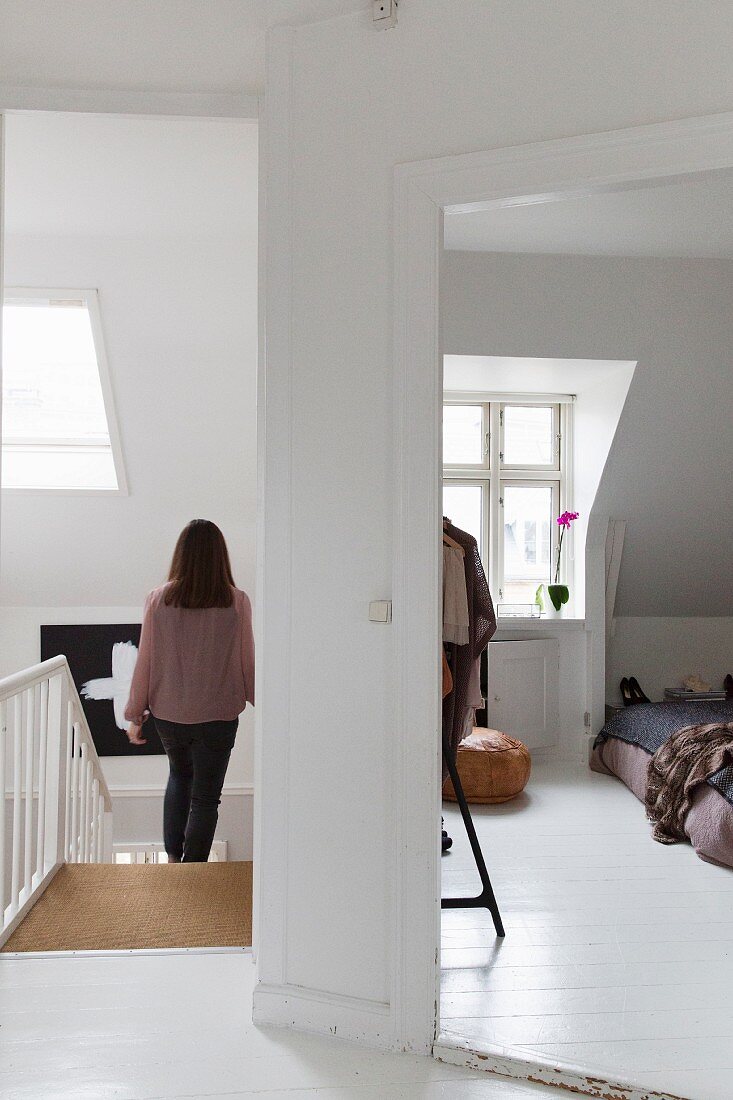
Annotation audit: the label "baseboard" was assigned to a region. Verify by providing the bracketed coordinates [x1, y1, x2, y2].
[253, 980, 398, 1049]
[108, 784, 253, 798]
[110, 787, 254, 860]
[434, 1032, 687, 1100]
[2, 945, 251, 960]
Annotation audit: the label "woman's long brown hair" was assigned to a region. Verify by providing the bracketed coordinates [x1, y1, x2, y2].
[165, 520, 235, 608]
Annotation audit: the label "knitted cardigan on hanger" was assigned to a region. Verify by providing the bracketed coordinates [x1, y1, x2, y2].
[442, 520, 497, 769]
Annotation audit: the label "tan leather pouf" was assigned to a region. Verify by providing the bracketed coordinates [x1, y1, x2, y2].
[443, 728, 531, 804]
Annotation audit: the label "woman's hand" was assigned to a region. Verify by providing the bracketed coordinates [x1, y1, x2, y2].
[127, 722, 147, 746]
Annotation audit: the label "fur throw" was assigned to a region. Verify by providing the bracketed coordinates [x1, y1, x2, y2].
[646, 722, 733, 844]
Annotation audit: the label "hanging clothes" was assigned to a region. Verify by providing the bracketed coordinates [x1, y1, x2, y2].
[442, 519, 497, 768]
[443, 544, 470, 645]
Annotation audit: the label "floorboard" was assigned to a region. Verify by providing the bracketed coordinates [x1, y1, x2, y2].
[440, 760, 733, 1100]
[0, 951, 574, 1098]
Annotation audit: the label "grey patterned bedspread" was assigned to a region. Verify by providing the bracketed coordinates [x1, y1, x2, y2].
[594, 701, 733, 807]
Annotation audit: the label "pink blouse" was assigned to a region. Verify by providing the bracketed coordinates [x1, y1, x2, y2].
[124, 583, 255, 726]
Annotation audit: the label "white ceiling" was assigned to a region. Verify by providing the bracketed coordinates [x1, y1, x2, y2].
[0, 0, 366, 96]
[444, 171, 733, 258]
[3, 112, 258, 238]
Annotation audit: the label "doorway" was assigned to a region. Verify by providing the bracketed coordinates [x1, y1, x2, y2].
[394, 117, 733, 1097]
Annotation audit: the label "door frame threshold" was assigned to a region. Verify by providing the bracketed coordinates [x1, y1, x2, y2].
[434, 1031, 690, 1100]
[1, 946, 252, 960]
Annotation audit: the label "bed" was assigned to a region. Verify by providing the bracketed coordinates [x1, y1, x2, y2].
[591, 701, 733, 869]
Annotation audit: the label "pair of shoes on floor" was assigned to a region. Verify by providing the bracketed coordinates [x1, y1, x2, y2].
[441, 816, 453, 853]
[620, 676, 650, 706]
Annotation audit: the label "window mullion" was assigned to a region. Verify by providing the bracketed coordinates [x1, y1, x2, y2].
[482, 403, 491, 468]
[500, 468, 557, 482]
[488, 403, 502, 601]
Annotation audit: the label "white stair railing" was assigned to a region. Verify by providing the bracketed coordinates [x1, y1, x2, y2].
[1, 655, 113, 947]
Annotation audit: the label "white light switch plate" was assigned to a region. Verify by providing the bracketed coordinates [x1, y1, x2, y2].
[369, 600, 392, 623]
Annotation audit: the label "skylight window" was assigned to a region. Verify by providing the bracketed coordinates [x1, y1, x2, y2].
[1, 289, 126, 492]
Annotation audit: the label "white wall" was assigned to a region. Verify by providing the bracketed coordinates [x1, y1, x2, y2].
[2, 233, 257, 610]
[607, 617, 733, 706]
[441, 249, 733, 617]
[258, 0, 733, 1050]
[1, 116, 258, 847]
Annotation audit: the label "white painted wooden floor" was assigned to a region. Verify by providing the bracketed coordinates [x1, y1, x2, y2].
[440, 760, 733, 1100]
[0, 948, 570, 1099]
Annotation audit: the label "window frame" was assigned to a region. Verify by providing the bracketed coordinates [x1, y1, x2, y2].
[443, 392, 573, 609]
[1, 287, 128, 496]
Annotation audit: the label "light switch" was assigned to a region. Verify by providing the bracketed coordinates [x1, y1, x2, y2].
[369, 600, 392, 623]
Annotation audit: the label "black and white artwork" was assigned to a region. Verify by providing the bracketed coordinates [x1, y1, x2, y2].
[40, 624, 163, 757]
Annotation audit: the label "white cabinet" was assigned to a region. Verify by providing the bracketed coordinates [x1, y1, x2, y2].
[486, 639, 560, 750]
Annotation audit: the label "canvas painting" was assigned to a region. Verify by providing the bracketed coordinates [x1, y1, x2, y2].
[40, 624, 163, 757]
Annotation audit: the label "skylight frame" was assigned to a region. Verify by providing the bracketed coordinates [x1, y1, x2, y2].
[1, 286, 128, 496]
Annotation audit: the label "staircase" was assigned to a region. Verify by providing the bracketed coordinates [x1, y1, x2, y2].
[1, 657, 253, 954]
[1, 656, 113, 949]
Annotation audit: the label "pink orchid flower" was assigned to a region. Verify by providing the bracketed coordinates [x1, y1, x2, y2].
[552, 510, 579, 584]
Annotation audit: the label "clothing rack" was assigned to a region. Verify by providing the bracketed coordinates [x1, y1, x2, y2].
[441, 733, 505, 937]
[441, 517, 504, 938]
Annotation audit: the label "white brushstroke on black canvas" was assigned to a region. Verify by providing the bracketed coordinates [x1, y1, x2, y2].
[82, 640, 139, 731]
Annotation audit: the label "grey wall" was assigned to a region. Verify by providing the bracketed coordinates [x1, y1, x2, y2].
[442, 250, 733, 616]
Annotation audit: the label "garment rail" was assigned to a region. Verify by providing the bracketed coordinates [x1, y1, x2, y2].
[441, 731, 505, 937]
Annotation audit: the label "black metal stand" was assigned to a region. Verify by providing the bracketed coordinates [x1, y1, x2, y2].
[441, 733, 505, 937]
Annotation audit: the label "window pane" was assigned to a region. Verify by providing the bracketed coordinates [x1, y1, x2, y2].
[443, 404, 483, 464]
[443, 482, 483, 552]
[2, 299, 118, 490]
[503, 405, 554, 466]
[2, 302, 110, 441]
[503, 484, 554, 603]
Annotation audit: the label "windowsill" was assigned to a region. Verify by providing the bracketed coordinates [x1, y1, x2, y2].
[496, 617, 586, 632]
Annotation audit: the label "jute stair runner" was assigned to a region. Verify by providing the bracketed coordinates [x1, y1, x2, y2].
[2, 861, 252, 953]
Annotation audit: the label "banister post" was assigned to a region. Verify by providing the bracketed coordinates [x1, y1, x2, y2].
[44, 672, 67, 869]
[102, 811, 114, 864]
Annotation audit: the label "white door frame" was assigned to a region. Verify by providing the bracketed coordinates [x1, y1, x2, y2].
[393, 110, 733, 1057]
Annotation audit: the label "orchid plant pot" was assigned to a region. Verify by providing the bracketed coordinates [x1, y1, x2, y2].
[536, 510, 579, 619]
[536, 583, 570, 619]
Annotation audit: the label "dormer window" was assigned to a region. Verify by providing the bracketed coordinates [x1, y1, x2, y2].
[1, 289, 126, 493]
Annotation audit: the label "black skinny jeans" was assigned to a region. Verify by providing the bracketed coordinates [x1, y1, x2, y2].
[153, 716, 238, 863]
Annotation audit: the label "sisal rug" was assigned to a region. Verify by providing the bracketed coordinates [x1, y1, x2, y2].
[2, 861, 252, 953]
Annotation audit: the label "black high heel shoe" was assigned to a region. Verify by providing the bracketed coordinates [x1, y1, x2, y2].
[620, 678, 633, 707]
[441, 816, 453, 853]
[628, 677, 650, 704]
